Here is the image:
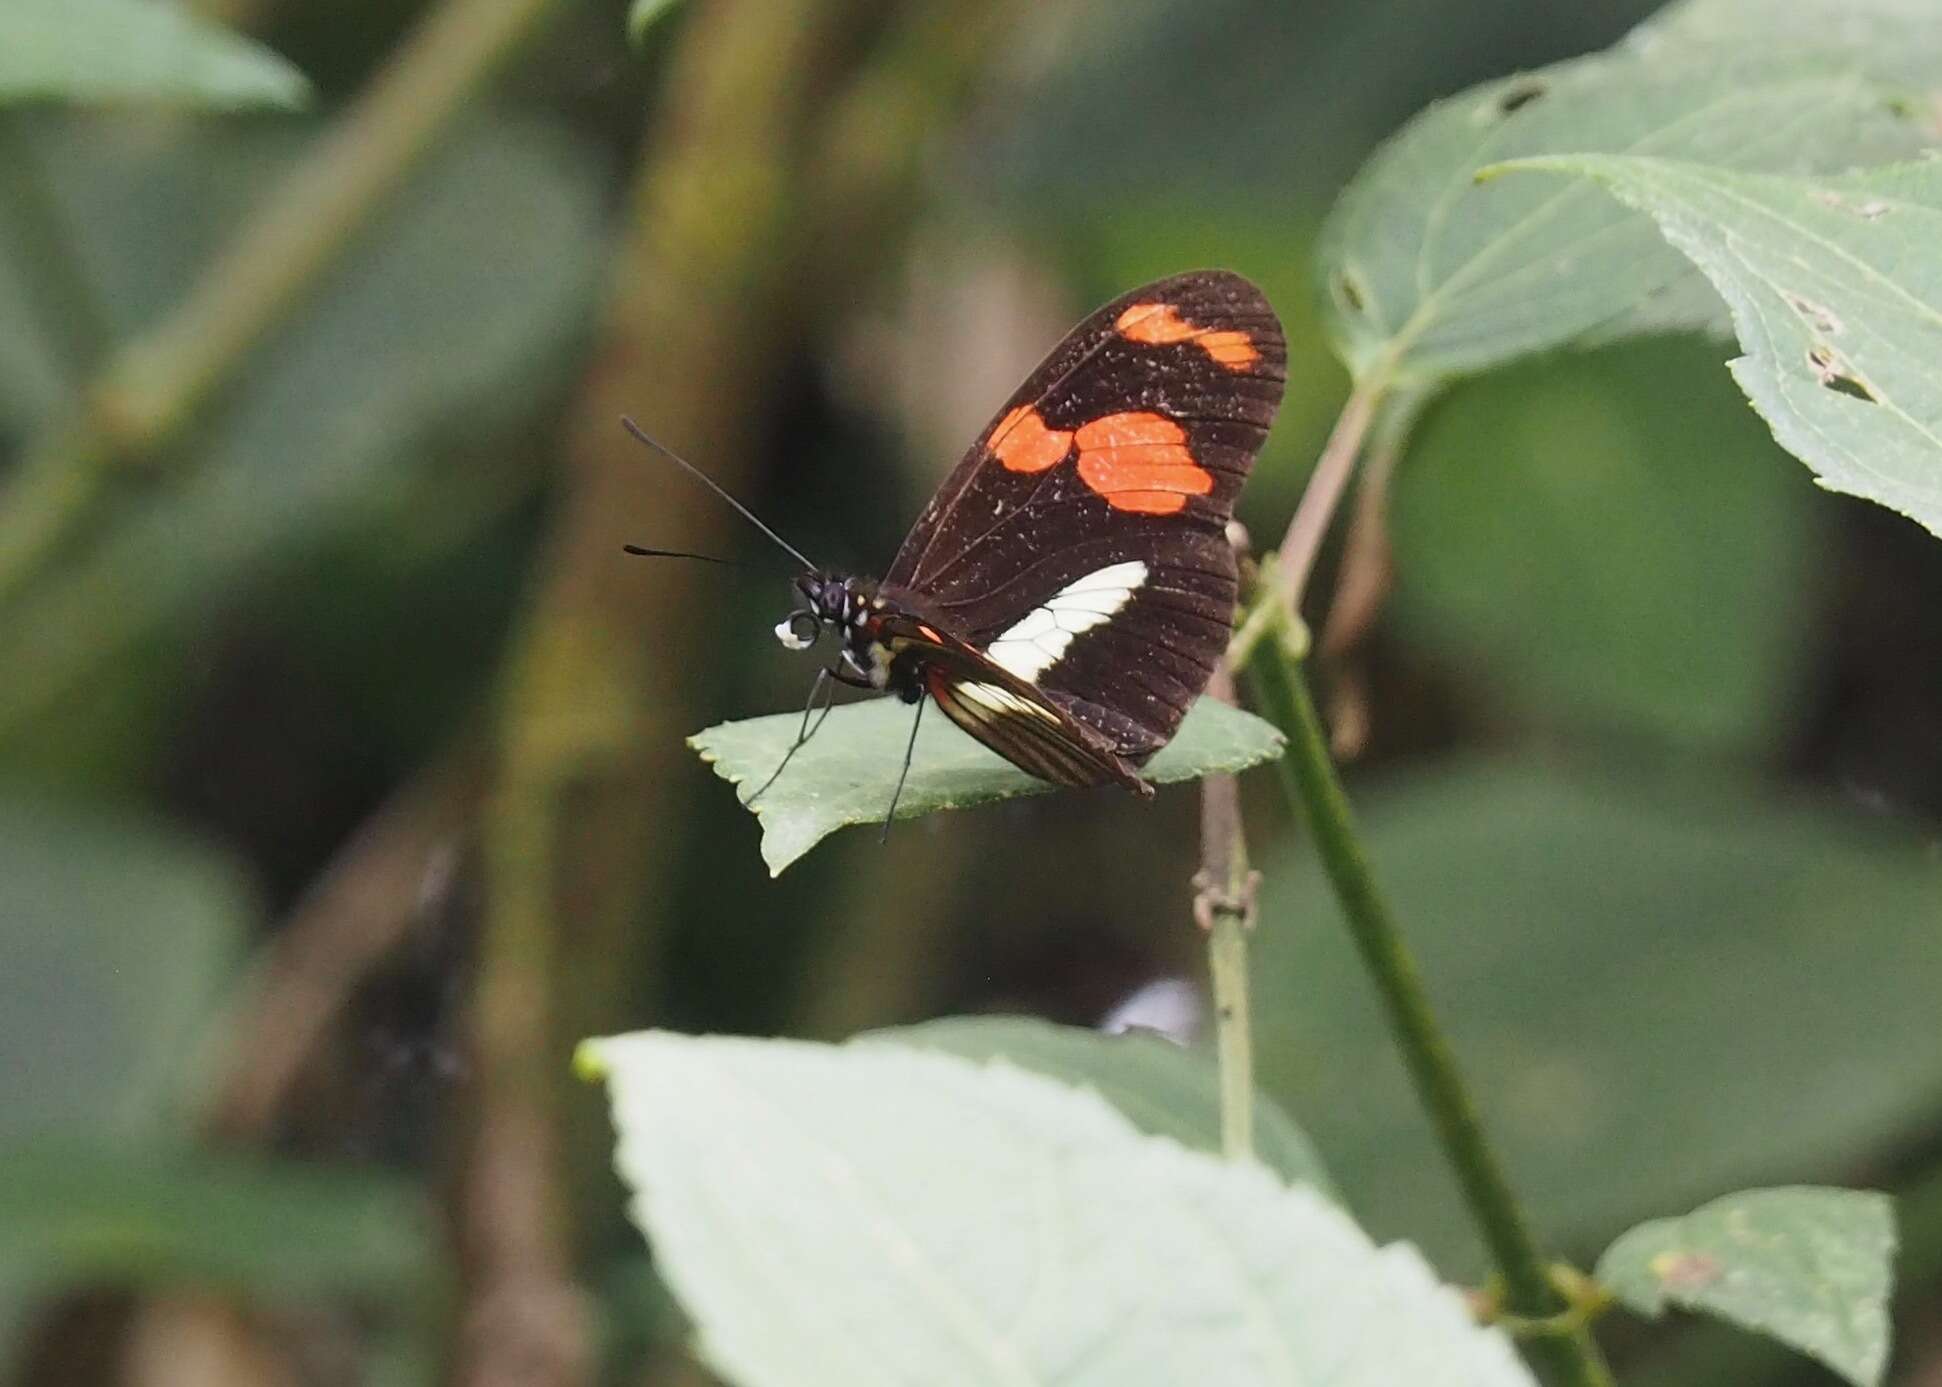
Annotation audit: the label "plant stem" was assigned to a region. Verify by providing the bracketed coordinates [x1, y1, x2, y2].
[1196, 664, 1258, 1162]
[0, 0, 567, 610]
[1275, 370, 1387, 610]
[0, 114, 114, 388]
[1244, 608, 1614, 1387]
[1206, 908, 1253, 1160]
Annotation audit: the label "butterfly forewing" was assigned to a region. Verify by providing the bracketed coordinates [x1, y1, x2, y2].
[883, 270, 1286, 769]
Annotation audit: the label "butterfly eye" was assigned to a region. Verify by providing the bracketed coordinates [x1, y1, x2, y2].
[775, 611, 820, 650]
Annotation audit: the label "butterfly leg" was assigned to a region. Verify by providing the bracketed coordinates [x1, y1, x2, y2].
[879, 693, 926, 843]
[749, 665, 843, 804]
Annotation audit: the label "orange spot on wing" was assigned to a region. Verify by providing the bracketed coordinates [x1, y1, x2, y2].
[989, 404, 1073, 473]
[1198, 330, 1259, 367]
[1073, 411, 1211, 515]
[1114, 301, 1260, 371]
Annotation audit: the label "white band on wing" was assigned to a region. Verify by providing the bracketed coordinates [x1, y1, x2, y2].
[984, 559, 1148, 681]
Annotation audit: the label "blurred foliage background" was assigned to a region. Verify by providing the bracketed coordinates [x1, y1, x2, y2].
[3, 1, 1940, 1384]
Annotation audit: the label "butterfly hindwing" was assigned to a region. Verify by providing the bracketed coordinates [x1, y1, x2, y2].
[882, 270, 1286, 765]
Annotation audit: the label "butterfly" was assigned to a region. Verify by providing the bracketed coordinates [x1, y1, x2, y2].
[628, 270, 1286, 825]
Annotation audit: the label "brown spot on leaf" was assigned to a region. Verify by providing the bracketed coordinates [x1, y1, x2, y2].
[1807, 344, 1877, 402]
[1650, 1251, 1723, 1293]
[1781, 290, 1843, 336]
[1496, 79, 1547, 115]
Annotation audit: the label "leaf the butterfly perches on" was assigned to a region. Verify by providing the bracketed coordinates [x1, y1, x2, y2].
[661, 270, 1288, 841]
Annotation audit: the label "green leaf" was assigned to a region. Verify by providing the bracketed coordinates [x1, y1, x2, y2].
[0, 1141, 434, 1301]
[689, 694, 1284, 876]
[1493, 154, 1942, 541]
[1629, 0, 1942, 96]
[0, 0, 308, 110]
[0, 118, 605, 777]
[627, 0, 686, 46]
[0, 1139, 439, 1357]
[1249, 762, 1942, 1277]
[870, 1015, 1337, 1197]
[1319, 59, 1919, 386]
[1597, 1187, 1896, 1387]
[582, 1030, 1535, 1387]
[1390, 337, 1817, 746]
[0, 796, 248, 1141]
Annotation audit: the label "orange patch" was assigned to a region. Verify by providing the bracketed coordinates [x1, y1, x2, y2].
[989, 404, 1073, 473]
[1114, 302, 1259, 371]
[1073, 411, 1211, 515]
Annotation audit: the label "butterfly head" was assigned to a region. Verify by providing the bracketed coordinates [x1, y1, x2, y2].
[774, 573, 876, 651]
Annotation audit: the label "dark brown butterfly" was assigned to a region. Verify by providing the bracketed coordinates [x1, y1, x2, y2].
[629, 270, 1286, 823]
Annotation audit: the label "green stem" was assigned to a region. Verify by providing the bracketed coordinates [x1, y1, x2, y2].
[0, 0, 567, 610]
[0, 114, 114, 387]
[1197, 665, 1258, 1162]
[1244, 607, 1614, 1387]
[1206, 906, 1253, 1160]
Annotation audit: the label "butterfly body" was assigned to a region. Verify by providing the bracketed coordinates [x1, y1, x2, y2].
[768, 270, 1287, 801]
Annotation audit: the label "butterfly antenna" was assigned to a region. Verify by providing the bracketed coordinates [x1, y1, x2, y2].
[620, 416, 817, 571]
[621, 545, 751, 565]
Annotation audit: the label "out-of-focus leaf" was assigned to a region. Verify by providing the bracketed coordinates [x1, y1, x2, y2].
[582, 1030, 1536, 1387]
[1251, 762, 1942, 1276]
[0, 1141, 437, 1357]
[0, 796, 248, 1141]
[627, 0, 686, 45]
[1319, 58, 1919, 386]
[0, 1142, 433, 1299]
[1498, 154, 1942, 541]
[872, 1014, 1337, 1196]
[689, 695, 1284, 876]
[0, 119, 604, 777]
[1390, 338, 1817, 745]
[0, 0, 307, 110]
[971, 0, 1629, 216]
[1597, 1187, 1896, 1387]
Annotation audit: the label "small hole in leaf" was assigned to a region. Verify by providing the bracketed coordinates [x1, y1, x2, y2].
[1807, 344, 1876, 402]
[1333, 268, 1368, 316]
[1781, 290, 1842, 336]
[1496, 80, 1547, 116]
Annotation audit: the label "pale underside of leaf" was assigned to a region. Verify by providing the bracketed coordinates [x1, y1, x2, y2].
[870, 1016, 1338, 1197]
[1499, 154, 1942, 541]
[1629, 0, 1942, 98]
[584, 1030, 1536, 1387]
[1596, 1186, 1895, 1387]
[688, 694, 1284, 875]
[0, 0, 309, 110]
[1319, 55, 1921, 386]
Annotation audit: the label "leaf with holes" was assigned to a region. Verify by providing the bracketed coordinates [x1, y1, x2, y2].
[582, 1030, 1535, 1387]
[1495, 155, 1942, 540]
[689, 694, 1283, 876]
[1319, 55, 1919, 386]
[870, 1015, 1337, 1197]
[0, 0, 307, 109]
[1597, 1187, 1895, 1387]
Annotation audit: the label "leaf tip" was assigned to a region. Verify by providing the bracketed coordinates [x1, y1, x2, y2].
[572, 1039, 612, 1083]
[628, 0, 687, 46]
